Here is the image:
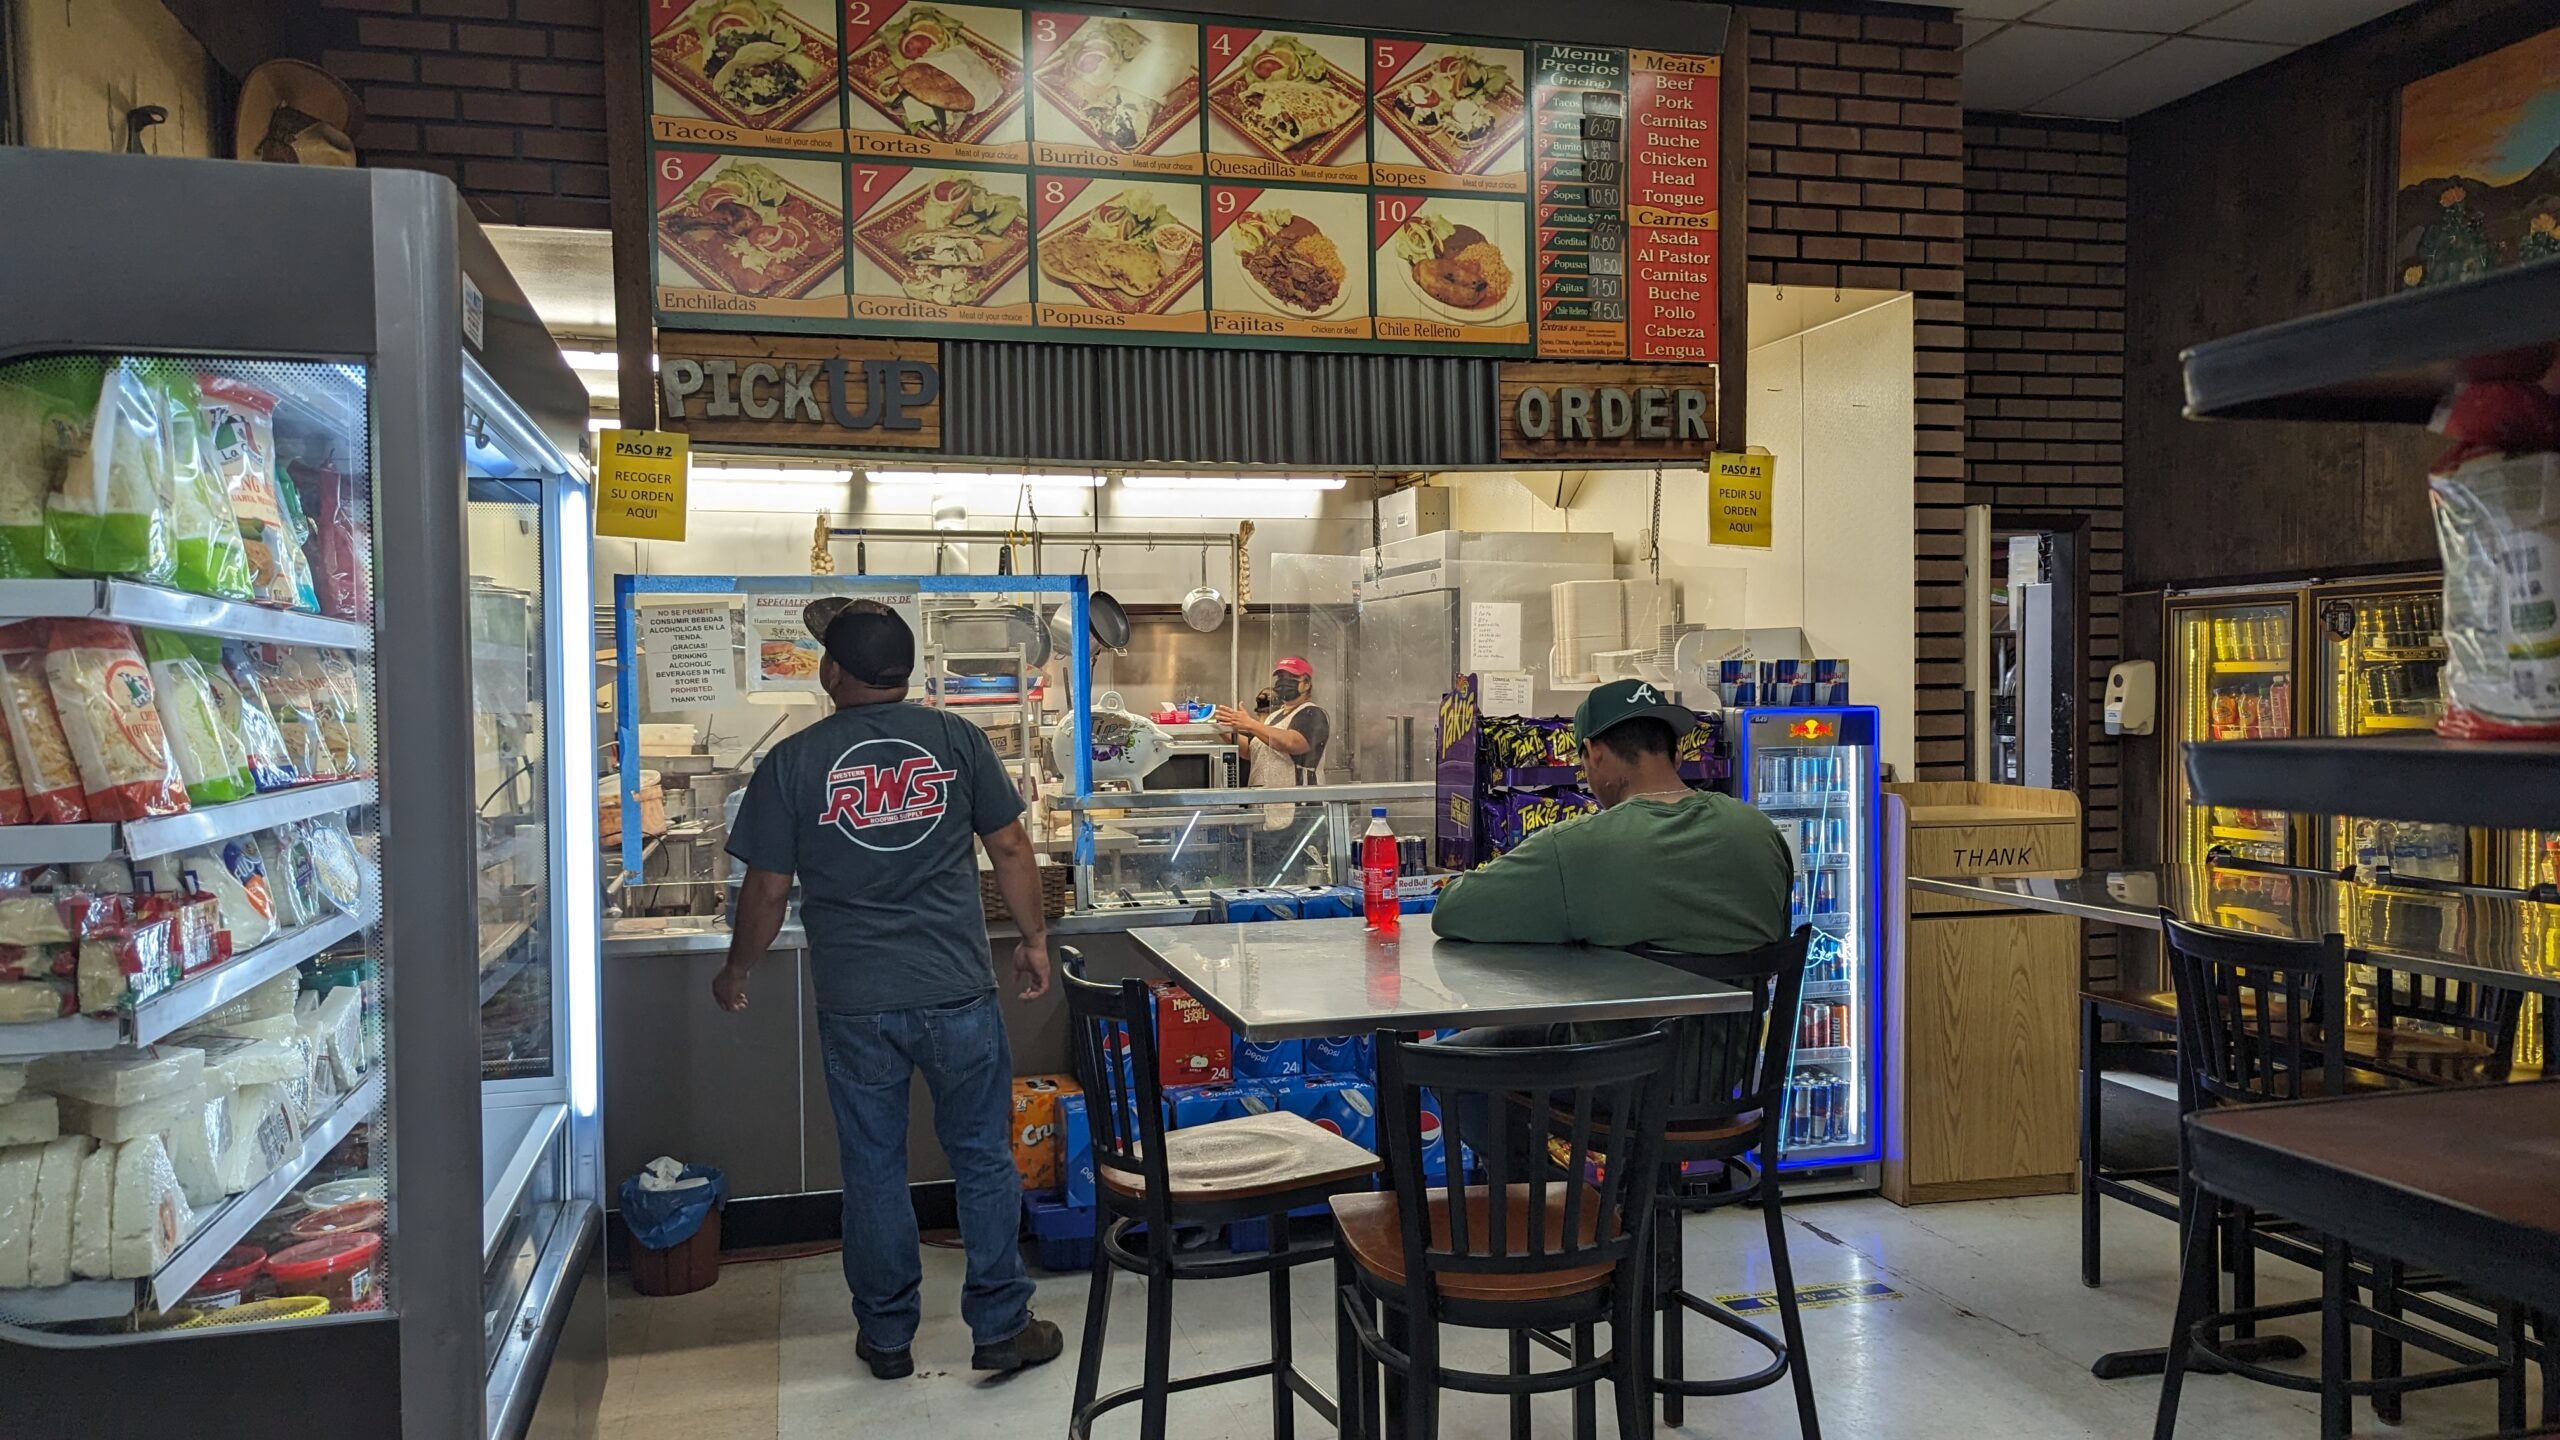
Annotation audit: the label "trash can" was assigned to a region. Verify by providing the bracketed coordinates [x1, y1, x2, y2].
[619, 1161, 726, 1298]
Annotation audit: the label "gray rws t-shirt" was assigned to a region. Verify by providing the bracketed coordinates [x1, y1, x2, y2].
[725, 701, 1025, 1015]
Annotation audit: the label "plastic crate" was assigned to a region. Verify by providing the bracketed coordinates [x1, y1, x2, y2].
[1225, 1201, 1335, 1255]
[1023, 1191, 1096, 1272]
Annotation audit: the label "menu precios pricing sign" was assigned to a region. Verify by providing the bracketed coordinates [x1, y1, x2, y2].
[1708, 450, 1772, 549]
[596, 429, 691, 542]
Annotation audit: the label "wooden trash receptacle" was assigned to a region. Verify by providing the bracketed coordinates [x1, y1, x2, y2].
[629, 1206, 722, 1297]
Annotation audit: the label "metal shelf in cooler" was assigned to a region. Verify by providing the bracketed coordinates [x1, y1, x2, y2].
[0, 778, 375, 866]
[1791, 1046, 1856, 1064]
[0, 911, 368, 1058]
[0, 579, 372, 652]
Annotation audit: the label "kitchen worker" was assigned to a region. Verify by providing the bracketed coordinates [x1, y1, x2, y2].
[1212, 657, 1332, 838]
[717, 598, 1063, 1383]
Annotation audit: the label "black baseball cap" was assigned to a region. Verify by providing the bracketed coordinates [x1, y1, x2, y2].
[801, 597, 914, 687]
[1572, 679, 1699, 745]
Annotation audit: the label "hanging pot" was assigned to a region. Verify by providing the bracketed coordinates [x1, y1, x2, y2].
[1181, 546, 1224, 632]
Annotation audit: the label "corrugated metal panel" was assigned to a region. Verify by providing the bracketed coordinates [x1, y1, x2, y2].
[942, 342, 1501, 470]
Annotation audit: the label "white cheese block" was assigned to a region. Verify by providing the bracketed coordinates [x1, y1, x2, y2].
[165, 1092, 231, 1210]
[109, 1134, 191, 1280]
[57, 1083, 216, 1145]
[187, 1013, 300, 1043]
[68, 1144, 114, 1280]
[0, 1095, 57, 1148]
[316, 987, 363, 1089]
[0, 1063, 24, 1104]
[29, 1046, 205, 1108]
[183, 1033, 311, 1090]
[216, 1084, 297, 1194]
[27, 1134, 93, 1288]
[0, 1143, 43, 1288]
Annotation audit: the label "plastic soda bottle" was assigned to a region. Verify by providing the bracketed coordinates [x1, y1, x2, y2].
[1362, 807, 1401, 932]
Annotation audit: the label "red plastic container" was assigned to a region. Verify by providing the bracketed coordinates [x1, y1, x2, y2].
[267, 1231, 381, 1310]
[288, 1197, 384, 1242]
[180, 1245, 266, 1310]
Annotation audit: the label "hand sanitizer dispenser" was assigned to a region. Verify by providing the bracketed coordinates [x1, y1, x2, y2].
[2104, 660, 2156, 737]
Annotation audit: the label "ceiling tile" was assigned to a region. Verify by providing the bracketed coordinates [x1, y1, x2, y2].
[2026, 0, 2237, 32]
[1960, 22, 2162, 111]
[1956, 0, 2053, 20]
[2034, 34, 2293, 118]
[2193, 0, 2421, 45]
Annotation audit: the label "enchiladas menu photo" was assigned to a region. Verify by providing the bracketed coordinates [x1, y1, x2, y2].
[1371, 193, 1529, 346]
[1032, 175, 1207, 333]
[1027, 12, 1203, 175]
[649, 0, 844, 152]
[841, 0, 1029, 164]
[847, 165, 1036, 326]
[1203, 27, 1368, 186]
[654, 151, 850, 319]
[1370, 40, 1528, 195]
[1207, 184, 1370, 340]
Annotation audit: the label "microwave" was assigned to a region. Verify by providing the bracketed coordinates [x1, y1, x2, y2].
[1144, 742, 1241, 791]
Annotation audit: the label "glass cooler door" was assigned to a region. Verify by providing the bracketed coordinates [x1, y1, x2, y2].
[2315, 584, 2465, 882]
[2168, 592, 2304, 923]
[1733, 706, 1883, 1170]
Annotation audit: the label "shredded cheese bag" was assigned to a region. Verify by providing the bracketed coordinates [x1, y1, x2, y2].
[0, 623, 84, 823]
[44, 620, 187, 821]
[216, 641, 298, 792]
[199, 377, 317, 611]
[44, 360, 173, 583]
[141, 630, 253, 806]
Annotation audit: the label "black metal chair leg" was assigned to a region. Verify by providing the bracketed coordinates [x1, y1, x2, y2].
[1661, 1200, 1686, 1429]
[1072, 1222, 1115, 1434]
[2503, 1303, 2531, 1432]
[1335, 1247, 1364, 1440]
[1407, 1307, 1440, 1440]
[1509, 1330, 1531, 1440]
[2372, 1255, 2405, 1426]
[2227, 1202, 2260, 1342]
[1765, 1187, 1822, 1440]
[2540, 1314, 2559, 1424]
[1383, 1301, 1409, 1440]
[2319, 1236, 2350, 1440]
[1268, 1210, 1296, 1440]
[1572, 1320, 1597, 1440]
[1141, 1239, 1176, 1440]
[1614, 1268, 1650, 1440]
[2153, 1180, 2217, 1440]
[2082, 996, 2103, 1289]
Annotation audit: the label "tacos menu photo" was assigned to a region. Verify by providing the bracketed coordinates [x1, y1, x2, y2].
[649, 0, 843, 151]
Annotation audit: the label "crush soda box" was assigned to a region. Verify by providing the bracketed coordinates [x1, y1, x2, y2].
[1010, 1075, 1080, 1191]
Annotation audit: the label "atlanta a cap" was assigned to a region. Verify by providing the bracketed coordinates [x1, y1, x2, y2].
[1572, 679, 1699, 745]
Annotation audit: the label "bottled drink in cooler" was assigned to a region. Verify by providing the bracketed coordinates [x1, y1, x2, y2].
[1361, 807, 1400, 932]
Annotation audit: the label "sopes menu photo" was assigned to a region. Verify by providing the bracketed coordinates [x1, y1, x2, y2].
[1373, 194, 1529, 346]
[1208, 185, 1369, 340]
[649, 0, 843, 152]
[1371, 41, 1529, 195]
[1204, 27, 1369, 186]
[1029, 13, 1204, 174]
[843, 1, 1030, 164]
[1033, 176, 1207, 333]
[655, 152, 850, 319]
[849, 166, 1035, 327]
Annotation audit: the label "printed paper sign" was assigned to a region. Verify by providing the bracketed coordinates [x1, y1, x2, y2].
[1479, 670, 1535, 716]
[596, 429, 690, 541]
[1467, 601, 1522, 671]
[1707, 450, 1773, 548]
[638, 603, 738, 711]
[746, 593, 827, 692]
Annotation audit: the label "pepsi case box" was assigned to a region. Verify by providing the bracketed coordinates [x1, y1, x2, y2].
[1414, 1088, 1457, 1182]
[1232, 1037, 1305, 1081]
[1290, 885, 1361, 920]
[1059, 1093, 1095, 1207]
[1277, 1077, 1377, 1152]
[1167, 1083, 1267, 1129]
[1305, 1033, 1374, 1080]
[1210, 888, 1300, 922]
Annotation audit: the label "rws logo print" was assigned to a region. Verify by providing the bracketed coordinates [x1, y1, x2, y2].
[820, 739, 957, 850]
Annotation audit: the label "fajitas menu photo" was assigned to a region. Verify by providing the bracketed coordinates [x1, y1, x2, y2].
[639, 1, 1728, 369]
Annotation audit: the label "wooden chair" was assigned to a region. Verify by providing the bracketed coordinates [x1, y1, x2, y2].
[1331, 1027, 1672, 1440]
[1062, 949, 1381, 1440]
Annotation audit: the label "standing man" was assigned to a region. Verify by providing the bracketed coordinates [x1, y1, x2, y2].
[717, 598, 1063, 1381]
[1212, 656, 1331, 831]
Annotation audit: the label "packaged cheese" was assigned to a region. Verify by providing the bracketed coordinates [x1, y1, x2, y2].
[45, 620, 187, 821]
[0, 942, 74, 983]
[0, 624, 86, 824]
[313, 986, 364, 1089]
[45, 360, 174, 584]
[74, 915, 176, 1016]
[251, 647, 331, 781]
[201, 376, 316, 611]
[214, 642, 298, 792]
[185, 1032, 311, 1090]
[0, 1063, 22, 1103]
[58, 1079, 223, 1145]
[0, 981, 71, 1025]
[0, 1095, 57, 1147]
[305, 817, 363, 918]
[182, 838, 275, 951]
[156, 371, 254, 603]
[0, 360, 100, 579]
[109, 1133, 191, 1279]
[31, 1045, 203, 1107]
[291, 456, 373, 622]
[67, 1143, 113, 1279]
[0, 892, 72, 947]
[266, 825, 321, 928]
[27, 1133, 92, 1286]
[0, 1142, 43, 1287]
[165, 1090, 231, 1209]
[142, 630, 253, 806]
[215, 1083, 297, 1194]
[0, 713, 27, 824]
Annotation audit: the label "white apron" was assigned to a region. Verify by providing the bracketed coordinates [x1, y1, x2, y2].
[1250, 699, 1314, 831]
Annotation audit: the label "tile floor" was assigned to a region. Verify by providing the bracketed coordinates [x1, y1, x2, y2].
[596, 1194, 2520, 1438]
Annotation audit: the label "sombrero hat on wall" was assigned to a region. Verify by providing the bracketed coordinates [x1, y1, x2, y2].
[236, 60, 364, 165]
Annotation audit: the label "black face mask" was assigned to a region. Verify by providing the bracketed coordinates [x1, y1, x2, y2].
[1272, 674, 1303, 702]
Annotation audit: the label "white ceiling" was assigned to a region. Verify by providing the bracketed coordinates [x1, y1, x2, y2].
[1954, 0, 2425, 119]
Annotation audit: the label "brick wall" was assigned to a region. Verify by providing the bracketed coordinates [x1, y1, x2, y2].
[1962, 113, 2129, 963]
[318, 0, 608, 227]
[1737, 5, 1968, 779]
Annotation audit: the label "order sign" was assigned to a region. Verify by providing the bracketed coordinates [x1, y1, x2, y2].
[1707, 450, 1772, 548]
[596, 429, 690, 541]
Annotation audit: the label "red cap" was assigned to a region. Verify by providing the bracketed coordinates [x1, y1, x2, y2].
[1274, 657, 1313, 678]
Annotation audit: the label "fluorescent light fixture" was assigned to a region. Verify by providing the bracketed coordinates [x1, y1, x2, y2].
[695, 464, 854, 484]
[1117, 473, 1345, 490]
[553, 482, 602, 1119]
[587, 416, 613, 432]
[868, 469, 1107, 489]
[559, 348, 657, 372]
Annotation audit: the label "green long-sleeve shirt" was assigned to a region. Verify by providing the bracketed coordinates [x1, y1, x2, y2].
[1432, 791, 1794, 956]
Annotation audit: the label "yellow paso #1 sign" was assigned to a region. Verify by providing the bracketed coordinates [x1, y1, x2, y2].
[1707, 450, 1774, 549]
[596, 429, 689, 542]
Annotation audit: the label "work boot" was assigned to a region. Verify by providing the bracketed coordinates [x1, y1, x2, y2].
[855, 1335, 914, 1380]
[972, 1316, 1064, 1374]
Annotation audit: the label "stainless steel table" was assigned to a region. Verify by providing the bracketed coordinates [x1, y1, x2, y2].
[1124, 917, 1750, 1042]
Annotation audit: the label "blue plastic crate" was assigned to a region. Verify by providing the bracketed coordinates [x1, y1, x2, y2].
[1226, 1200, 1337, 1254]
[1023, 1191, 1097, 1272]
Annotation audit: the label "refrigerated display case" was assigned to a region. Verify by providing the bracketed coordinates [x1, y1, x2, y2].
[2313, 581, 2468, 883]
[1730, 706, 1882, 1179]
[2165, 588, 2314, 933]
[0, 151, 601, 1438]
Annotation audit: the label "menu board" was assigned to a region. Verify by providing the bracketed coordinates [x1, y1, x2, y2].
[642, 3, 1720, 364]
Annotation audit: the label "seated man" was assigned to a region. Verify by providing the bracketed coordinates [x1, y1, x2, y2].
[1432, 678, 1795, 1046]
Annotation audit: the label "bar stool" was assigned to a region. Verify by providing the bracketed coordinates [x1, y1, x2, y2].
[1628, 928, 1820, 1437]
[1331, 1027, 1672, 1440]
[1062, 950, 1382, 1440]
[2151, 917, 2512, 1440]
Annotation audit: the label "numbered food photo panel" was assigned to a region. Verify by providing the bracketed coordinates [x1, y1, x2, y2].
[1203, 26, 1368, 186]
[841, 0, 1030, 164]
[1371, 40, 1529, 194]
[649, 0, 844, 152]
[655, 151, 851, 319]
[1033, 175, 1207, 333]
[1371, 193, 1529, 346]
[1207, 185, 1370, 340]
[1028, 11, 1204, 174]
[848, 165, 1035, 326]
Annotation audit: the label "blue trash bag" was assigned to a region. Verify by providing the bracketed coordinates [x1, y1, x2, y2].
[618, 1164, 727, 1251]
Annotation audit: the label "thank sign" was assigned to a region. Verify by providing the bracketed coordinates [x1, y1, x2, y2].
[656, 333, 944, 450]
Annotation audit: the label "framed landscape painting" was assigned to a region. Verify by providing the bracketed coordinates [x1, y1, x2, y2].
[2394, 26, 2560, 289]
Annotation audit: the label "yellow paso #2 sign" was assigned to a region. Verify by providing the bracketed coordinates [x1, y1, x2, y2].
[595, 429, 690, 542]
[1707, 450, 1774, 549]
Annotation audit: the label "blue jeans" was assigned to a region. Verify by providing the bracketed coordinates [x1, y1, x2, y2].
[816, 992, 1035, 1351]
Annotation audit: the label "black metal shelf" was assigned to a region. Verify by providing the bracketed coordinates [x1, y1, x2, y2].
[2180, 258, 2560, 423]
[2184, 735, 2560, 831]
